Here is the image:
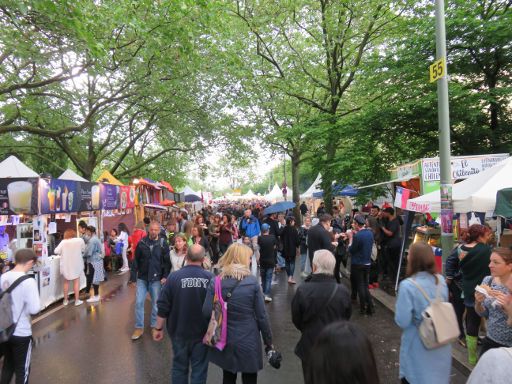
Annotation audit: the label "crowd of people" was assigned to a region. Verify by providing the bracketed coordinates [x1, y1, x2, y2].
[1, 199, 512, 384]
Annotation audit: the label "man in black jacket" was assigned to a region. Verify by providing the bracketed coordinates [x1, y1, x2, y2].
[291, 249, 351, 379]
[132, 221, 170, 341]
[306, 214, 334, 270]
[153, 244, 213, 384]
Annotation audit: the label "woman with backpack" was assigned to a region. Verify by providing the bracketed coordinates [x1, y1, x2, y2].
[395, 242, 451, 384]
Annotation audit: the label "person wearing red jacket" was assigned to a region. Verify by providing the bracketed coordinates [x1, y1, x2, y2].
[128, 222, 146, 284]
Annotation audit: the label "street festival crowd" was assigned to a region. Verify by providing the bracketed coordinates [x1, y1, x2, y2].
[1, 199, 512, 384]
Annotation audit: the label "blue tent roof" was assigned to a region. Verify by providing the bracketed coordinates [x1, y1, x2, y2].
[312, 184, 359, 198]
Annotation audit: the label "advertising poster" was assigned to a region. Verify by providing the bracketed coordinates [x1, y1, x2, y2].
[0, 178, 38, 215]
[40, 179, 79, 214]
[101, 183, 120, 210]
[119, 186, 136, 209]
[78, 182, 101, 211]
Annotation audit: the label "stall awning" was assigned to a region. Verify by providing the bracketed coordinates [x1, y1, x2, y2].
[160, 180, 174, 193]
[96, 170, 124, 186]
[357, 178, 412, 190]
[144, 204, 168, 211]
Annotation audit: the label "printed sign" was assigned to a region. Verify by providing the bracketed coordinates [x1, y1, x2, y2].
[422, 154, 508, 182]
[0, 178, 39, 215]
[119, 186, 135, 209]
[100, 183, 120, 210]
[429, 57, 445, 83]
[405, 200, 432, 213]
[40, 179, 79, 214]
[77, 182, 101, 211]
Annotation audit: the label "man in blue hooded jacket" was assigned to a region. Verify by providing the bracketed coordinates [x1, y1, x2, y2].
[240, 209, 261, 259]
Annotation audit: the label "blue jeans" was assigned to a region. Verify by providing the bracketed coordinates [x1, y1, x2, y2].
[300, 252, 307, 272]
[135, 279, 161, 328]
[277, 252, 286, 268]
[285, 259, 295, 277]
[171, 338, 209, 384]
[260, 267, 273, 295]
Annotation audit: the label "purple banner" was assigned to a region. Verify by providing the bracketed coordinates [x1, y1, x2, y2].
[100, 183, 120, 210]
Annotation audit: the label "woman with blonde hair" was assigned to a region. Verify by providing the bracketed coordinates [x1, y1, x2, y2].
[183, 220, 194, 246]
[54, 229, 85, 306]
[203, 243, 273, 384]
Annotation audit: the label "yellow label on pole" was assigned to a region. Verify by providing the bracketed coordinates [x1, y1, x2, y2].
[429, 57, 446, 82]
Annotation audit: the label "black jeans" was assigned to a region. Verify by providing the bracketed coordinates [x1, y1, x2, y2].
[85, 262, 99, 296]
[351, 264, 373, 313]
[223, 370, 257, 384]
[465, 305, 481, 337]
[448, 281, 465, 339]
[0, 335, 32, 384]
[210, 237, 220, 264]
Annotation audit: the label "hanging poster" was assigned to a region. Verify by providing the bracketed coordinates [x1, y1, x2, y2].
[101, 183, 120, 210]
[0, 178, 39, 215]
[40, 179, 79, 213]
[119, 186, 136, 209]
[77, 182, 101, 211]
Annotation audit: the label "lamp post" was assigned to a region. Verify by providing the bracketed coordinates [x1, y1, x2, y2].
[435, 0, 453, 272]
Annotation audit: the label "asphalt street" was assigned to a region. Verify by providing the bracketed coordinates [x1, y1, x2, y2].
[8, 269, 468, 384]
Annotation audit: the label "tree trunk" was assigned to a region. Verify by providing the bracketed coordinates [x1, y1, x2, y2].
[291, 150, 301, 224]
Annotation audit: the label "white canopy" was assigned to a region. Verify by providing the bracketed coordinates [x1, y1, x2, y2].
[0, 156, 38, 178]
[406, 156, 512, 214]
[264, 183, 293, 202]
[181, 185, 201, 197]
[300, 173, 322, 199]
[242, 189, 257, 199]
[58, 169, 88, 182]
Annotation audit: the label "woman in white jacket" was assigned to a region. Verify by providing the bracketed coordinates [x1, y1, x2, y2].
[54, 229, 85, 306]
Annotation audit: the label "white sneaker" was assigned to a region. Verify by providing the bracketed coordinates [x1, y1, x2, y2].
[264, 296, 272, 302]
[63, 299, 69, 306]
[74, 299, 84, 306]
[118, 269, 129, 274]
[87, 296, 101, 303]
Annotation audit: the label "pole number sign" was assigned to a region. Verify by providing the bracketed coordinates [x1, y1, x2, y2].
[429, 57, 446, 83]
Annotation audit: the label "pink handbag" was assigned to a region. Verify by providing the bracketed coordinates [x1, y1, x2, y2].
[203, 275, 241, 351]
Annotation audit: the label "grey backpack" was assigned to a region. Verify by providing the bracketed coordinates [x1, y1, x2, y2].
[0, 275, 31, 343]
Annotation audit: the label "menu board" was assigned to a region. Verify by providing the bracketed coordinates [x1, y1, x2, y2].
[77, 182, 101, 211]
[0, 178, 39, 215]
[40, 179, 79, 213]
[119, 186, 136, 209]
[101, 183, 120, 210]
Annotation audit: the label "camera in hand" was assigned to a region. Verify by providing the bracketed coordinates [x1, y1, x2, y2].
[266, 348, 282, 369]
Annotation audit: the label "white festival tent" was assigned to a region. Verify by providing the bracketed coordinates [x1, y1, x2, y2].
[58, 169, 88, 182]
[406, 156, 512, 214]
[0, 155, 39, 178]
[181, 185, 201, 198]
[300, 173, 322, 199]
[265, 183, 293, 202]
[242, 189, 257, 200]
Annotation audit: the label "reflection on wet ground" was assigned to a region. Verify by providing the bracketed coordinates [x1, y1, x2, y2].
[15, 270, 468, 384]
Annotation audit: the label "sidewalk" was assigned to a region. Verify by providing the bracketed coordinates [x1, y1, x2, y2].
[370, 287, 473, 376]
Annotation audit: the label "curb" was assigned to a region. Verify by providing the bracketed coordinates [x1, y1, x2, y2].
[370, 288, 472, 377]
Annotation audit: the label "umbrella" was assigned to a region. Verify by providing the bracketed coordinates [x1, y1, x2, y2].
[263, 201, 296, 215]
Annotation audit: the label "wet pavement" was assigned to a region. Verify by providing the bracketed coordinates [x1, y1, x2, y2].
[7, 268, 468, 383]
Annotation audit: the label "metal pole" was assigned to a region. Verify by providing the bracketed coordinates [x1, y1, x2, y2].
[435, 0, 453, 273]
